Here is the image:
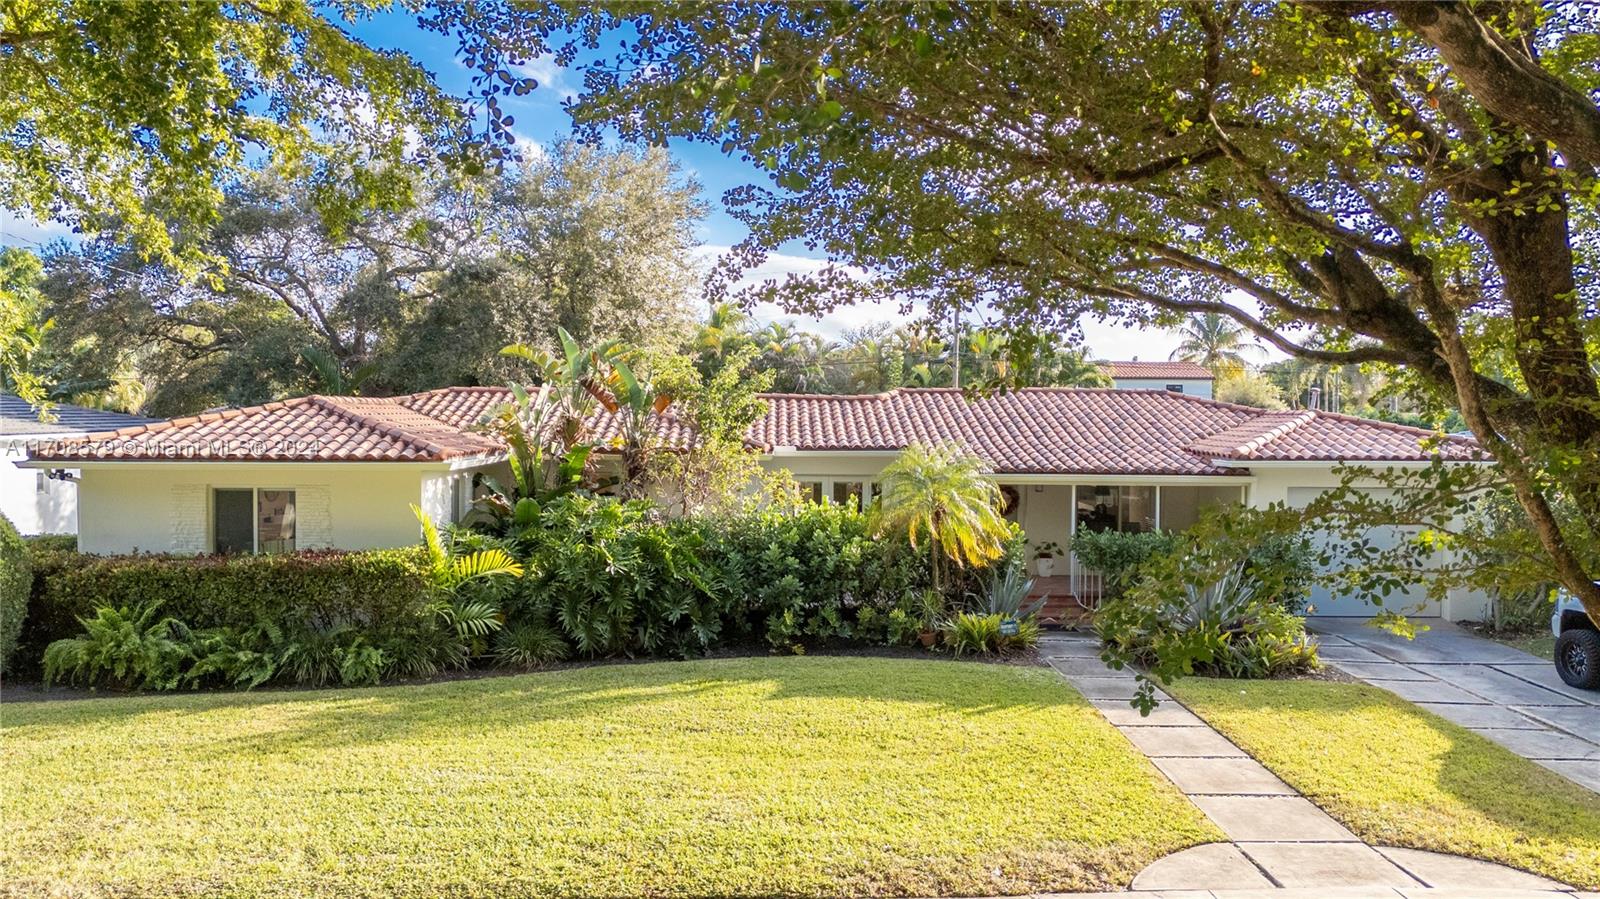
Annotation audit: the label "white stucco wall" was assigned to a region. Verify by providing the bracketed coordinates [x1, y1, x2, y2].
[2, 461, 77, 535]
[70, 463, 458, 555]
[1246, 464, 1491, 621]
[1111, 377, 1214, 399]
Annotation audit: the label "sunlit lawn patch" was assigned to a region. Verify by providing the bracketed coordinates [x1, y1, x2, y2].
[2, 656, 1217, 898]
[1172, 677, 1600, 889]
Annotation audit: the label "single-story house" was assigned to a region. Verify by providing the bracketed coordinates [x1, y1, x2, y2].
[1, 394, 157, 536]
[17, 380, 1490, 621]
[1103, 360, 1214, 398]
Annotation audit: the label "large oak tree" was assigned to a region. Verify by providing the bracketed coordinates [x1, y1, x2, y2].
[519, 1, 1600, 618]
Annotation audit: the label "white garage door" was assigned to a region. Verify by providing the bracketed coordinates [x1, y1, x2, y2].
[1286, 487, 1441, 618]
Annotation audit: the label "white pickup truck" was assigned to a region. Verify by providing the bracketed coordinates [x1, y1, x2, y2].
[1553, 589, 1600, 690]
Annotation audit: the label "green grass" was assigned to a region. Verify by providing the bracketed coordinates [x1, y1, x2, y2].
[1171, 677, 1600, 889]
[1492, 631, 1556, 660]
[1, 656, 1219, 898]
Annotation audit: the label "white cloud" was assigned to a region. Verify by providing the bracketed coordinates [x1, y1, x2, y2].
[514, 54, 577, 102]
[1, 208, 79, 249]
[692, 245, 915, 339]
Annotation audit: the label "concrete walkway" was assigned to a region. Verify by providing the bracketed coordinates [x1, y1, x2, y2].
[1310, 618, 1600, 793]
[1036, 632, 1588, 897]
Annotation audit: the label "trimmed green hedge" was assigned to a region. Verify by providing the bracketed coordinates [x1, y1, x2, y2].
[14, 548, 432, 678]
[0, 513, 30, 673]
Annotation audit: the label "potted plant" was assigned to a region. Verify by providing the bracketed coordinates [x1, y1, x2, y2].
[917, 589, 944, 647]
[1033, 540, 1064, 578]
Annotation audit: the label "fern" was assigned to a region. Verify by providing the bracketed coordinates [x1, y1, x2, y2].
[42, 604, 190, 690]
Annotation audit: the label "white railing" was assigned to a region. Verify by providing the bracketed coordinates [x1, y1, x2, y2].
[1067, 553, 1103, 613]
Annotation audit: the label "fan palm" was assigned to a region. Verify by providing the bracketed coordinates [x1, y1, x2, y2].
[870, 442, 1011, 595]
[1169, 313, 1262, 377]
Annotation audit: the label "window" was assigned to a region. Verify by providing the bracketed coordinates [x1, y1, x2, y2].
[35, 472, 46, 494]
[831, 481, 864, 510]
[796, 481, 824, 504]
[213, 488, 296, 554]
[1165, 383, 1184, 393]
[450, 476, 467, 522]
[1074, 485, 1156, 534]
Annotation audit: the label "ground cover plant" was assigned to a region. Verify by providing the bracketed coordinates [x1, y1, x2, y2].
[1, 656, 1219, 898]
[1171, 677, 1600, 889]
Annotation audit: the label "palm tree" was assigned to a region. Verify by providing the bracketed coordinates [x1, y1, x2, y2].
[870, 442, 1011, 595]
[1169, 313, 1262, 376]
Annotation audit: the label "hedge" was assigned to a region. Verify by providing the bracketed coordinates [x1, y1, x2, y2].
[0, 513, 30, 673]
[13, 548, 432, 678]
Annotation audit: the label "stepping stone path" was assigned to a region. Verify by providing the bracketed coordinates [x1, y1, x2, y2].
[1310, 619, 1600, 794]
[1034, 631, 1592, 898]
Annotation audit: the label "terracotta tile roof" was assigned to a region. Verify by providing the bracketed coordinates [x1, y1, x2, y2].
[1103, 360, 1214, 380]
[26, 393, 503, 463]
[27, 385, 1481, 471]
[1185, 406, 1483, 462]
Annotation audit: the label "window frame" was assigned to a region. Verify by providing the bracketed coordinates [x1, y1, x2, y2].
[211, 487, 296, 555]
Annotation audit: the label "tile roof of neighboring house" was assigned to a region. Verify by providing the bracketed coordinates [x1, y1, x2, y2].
[1, 394, 158, 437]
[1103, 360, 1215, 380]
[25, 385, 1482, 472]
[25, 392, 504, 463]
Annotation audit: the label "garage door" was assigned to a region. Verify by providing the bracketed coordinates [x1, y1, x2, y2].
[1286, 487, 1441, 618]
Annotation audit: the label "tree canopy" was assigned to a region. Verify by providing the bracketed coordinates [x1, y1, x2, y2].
[515, 1, 1600, 619]
[1, 0, 538, 271]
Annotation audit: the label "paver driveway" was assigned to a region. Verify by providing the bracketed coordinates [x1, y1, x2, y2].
[1310, 618, 1600, 793]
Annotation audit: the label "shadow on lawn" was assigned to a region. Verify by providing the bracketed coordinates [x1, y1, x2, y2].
[1196, 681, 1600, 884]
[3, 655, 1084, 757]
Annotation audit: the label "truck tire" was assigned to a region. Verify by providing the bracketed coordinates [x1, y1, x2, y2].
[1554, 629, 1600, 690]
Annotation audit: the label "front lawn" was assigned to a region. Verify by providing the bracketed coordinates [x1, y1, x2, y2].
[2, 656, 1218, 898]
[1171, 678, 1600, 889]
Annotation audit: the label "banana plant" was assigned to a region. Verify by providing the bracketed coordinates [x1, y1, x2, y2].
[603, 358, 672, 498]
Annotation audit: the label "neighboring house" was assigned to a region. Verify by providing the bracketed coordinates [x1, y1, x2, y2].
[20, 385, 1490, 621]
[1, 394, 158, 536]
[1103, 360, 1214, 398]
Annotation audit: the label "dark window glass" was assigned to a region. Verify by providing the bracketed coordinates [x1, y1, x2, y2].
[214, 489, 255, 555]
[1165, 383, 1184, 393]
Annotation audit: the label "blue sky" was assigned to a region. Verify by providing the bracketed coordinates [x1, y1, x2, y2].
[0, 11, 1199, 361]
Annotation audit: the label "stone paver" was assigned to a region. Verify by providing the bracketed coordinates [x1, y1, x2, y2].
[1151, 757, 1295, 795]
[1474, 728, 1600, 760]
[1516, 706, 1600, 742]
[1121, 725, 1249, 758]
[1131, 843, 1275, 891]
[1092, 698, 1206, 727]
[1310, 618, 1600, 794]
[1363, 678, 1485, 704]
[1415, 702, 1545, 730]
[1408, 664, 1581, 707]
[1336, 662, 1435, 681]
[1238, 843, 1419, 889]
[1376, 846, 1571, 890]
[1188, 795, 1359, 843]
[1537, 760, 1600, 792]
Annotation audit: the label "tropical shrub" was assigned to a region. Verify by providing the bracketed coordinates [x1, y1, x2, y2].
[0, 512, 30, 672]
[870, 442, 1012, 596]
[43, 604, 191, 690]
[513, 494, 724, 658]
[1069, 530, 1182, 600]
[941, 612, 1041, 656]
[710, 500, 928, 650]
[1096, 564, 1319, 681]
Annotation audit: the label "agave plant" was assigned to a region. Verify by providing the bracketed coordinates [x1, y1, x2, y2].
[975, 562, 1047, 621]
